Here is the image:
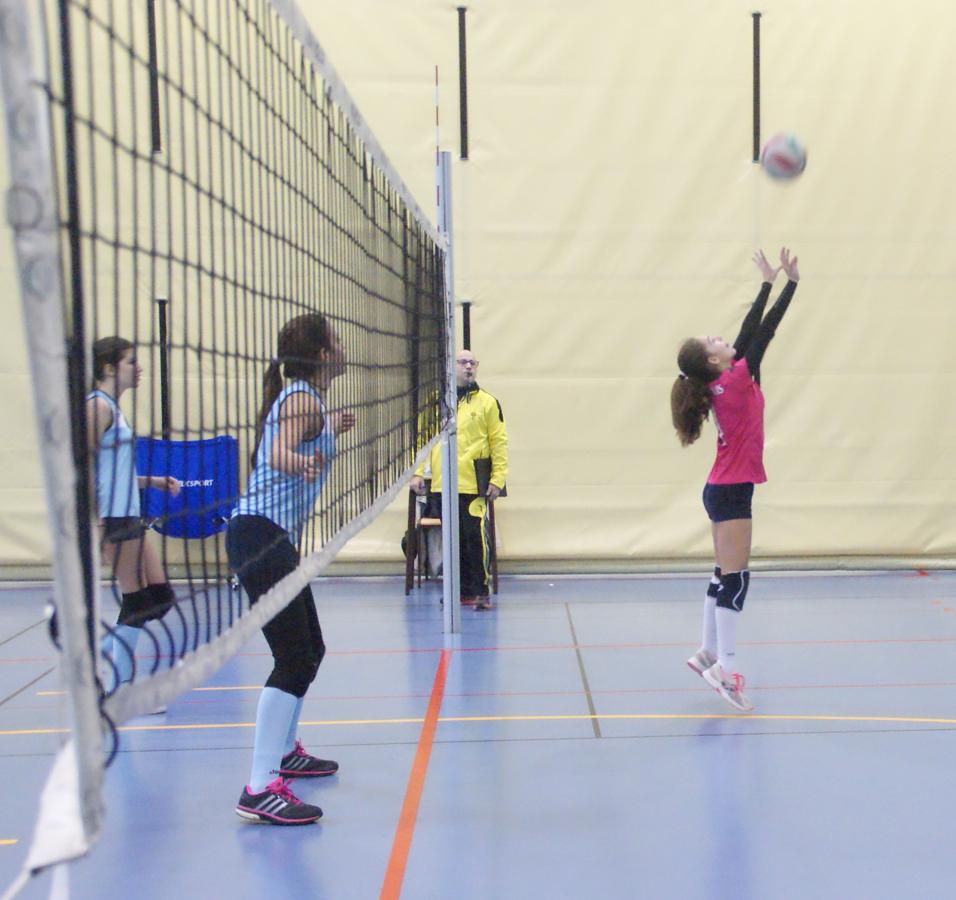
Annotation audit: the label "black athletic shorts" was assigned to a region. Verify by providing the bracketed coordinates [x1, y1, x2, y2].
[702, 482, 754, 523]
[101, 517, 148, 544]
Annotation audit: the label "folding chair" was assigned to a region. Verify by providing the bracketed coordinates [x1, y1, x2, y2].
[135, 435, 239, 539]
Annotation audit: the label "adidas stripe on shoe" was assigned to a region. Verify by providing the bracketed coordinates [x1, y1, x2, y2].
[236, 777, 322, 825]
[279, 740, 339, 778]
[702, 662, 754, 713]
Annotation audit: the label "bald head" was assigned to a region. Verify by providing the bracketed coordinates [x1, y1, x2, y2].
[455, 350, 479, 388]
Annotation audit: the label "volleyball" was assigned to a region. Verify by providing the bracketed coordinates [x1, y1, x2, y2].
[760, 132, 807, 180]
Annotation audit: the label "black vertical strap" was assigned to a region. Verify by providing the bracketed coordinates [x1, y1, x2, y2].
[156, 300, 171, 441]
[404, 214, 420, 455]
[461, 300, 471, 350]
[147, 0, 162, 152]
[157, 0, 187, 661]
[752, 11, 761, 162]
[457, 7, 469, 160]
[57, 0, 96, 657]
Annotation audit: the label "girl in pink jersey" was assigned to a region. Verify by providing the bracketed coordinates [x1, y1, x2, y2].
[670, 247, 800, 711]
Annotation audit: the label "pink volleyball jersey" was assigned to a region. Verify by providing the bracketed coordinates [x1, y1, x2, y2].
[707, 357, 766, 485]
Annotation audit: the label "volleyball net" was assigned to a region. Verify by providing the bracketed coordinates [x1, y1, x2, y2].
[0, 0, 448, 879]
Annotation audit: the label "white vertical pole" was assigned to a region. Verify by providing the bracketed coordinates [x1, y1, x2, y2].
[0, 0, 103, 865]
[436, 150, 460, 634]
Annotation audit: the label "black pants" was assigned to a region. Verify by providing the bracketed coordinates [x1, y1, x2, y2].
[225, 515, 325, 698]
[425, 493, 490, 598]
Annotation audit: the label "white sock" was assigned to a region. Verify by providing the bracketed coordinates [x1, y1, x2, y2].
[702, 586, 718, 656]
[108, 625, 142, 689]
[702, 596, 717, 656]
[248, 687, 299, 793]
[284, 697, 305, 756]
[716, 608, 739, 673]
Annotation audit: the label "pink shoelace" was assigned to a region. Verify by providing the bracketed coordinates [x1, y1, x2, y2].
[289, 740, 309, 758]
[729, 673, 746, 693]
[265, 777, 301, 805]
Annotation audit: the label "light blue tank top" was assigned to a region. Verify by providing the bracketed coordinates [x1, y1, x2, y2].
[234, 381, 336, 540]
[88, 389, 140, 519]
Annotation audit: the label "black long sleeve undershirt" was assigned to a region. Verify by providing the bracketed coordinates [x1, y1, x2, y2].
[743, 279, 797, 385]
[733, 282, 772, 359]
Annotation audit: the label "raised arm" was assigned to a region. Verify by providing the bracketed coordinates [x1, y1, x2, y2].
[744, 248, 799, 384]
[734, 250, 780, 357]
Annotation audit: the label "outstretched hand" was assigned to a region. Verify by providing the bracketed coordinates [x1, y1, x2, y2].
[301, 450, 326, 483]
[151, 475, 182, 497]
[410, 475, 427, 496]
[752, 249, 781, 283]
[779, 246, 800, 282]
[329, 410, 356, 436]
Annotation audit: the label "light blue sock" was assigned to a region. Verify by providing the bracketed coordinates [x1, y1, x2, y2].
[108, 625, 142, 689]
[249, 688, 299, 793]
[284, 697, 305, 756]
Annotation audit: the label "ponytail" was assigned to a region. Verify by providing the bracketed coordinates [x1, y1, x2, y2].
[251, 360, 284, 465]
[671, 338, 720, 446]
[250, 313, 332, 465]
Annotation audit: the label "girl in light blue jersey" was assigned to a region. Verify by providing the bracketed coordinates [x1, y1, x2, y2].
[87, 337, 181, 691]
[228, 313, 355, 826]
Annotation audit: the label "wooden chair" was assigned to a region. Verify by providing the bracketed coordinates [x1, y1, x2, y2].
[403, 486, 499, 596]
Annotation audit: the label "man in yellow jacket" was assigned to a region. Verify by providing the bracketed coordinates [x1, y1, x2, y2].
[410, 350, 508, 609]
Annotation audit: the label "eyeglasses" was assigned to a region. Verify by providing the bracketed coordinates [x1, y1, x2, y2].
[456, 359, 478, 367]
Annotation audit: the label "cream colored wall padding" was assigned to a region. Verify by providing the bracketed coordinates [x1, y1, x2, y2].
[3, 0, 956, 570]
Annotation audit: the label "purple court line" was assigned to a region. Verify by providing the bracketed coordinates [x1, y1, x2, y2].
[6, 633, 956, 666]
[18, 680, 956, 714]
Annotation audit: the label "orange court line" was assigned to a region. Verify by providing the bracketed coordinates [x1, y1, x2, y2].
[379, 648, 451, 900]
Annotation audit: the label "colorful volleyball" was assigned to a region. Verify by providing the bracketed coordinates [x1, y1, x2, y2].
[759, 132, 807, 180]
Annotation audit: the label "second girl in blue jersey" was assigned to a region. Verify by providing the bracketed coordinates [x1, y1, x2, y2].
[228, 313, 355, 826]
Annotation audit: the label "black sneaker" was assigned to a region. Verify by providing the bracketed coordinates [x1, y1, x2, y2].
[279, 740, 339, 778]
[235, 777, 322, 825]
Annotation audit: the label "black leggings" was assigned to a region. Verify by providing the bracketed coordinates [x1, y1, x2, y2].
[225, 515, 325, 698]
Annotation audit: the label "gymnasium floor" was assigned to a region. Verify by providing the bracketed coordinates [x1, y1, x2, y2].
[2, 571, 956, 899]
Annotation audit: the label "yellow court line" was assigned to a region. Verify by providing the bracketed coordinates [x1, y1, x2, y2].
[0, 840, 18, 846]
[6, 712, 956, 737]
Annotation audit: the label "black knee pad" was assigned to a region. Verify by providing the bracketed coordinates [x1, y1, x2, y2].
[715, 570, 750, 612]
[304, 640, 326, 688]
[706, 566, 722, 598]
[117, 588, 153, 627]
[268, 649, 323, 698]
[147, 583, 176, 621]
[117, 584, 175, 627]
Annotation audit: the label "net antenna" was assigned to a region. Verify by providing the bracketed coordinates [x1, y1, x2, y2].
[0, 0, 451, 889]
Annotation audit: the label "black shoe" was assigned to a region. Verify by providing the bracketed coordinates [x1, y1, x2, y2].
[279, 740, 339, 778]
[235, 777, 322, 825]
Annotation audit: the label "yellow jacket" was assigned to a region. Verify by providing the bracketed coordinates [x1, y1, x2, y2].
[416, 385, 508, 494]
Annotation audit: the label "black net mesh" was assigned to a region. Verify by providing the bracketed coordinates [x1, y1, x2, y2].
[38, 0, 446, 709]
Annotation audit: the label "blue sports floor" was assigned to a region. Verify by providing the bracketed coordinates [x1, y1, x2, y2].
[2, 571, 956, 899]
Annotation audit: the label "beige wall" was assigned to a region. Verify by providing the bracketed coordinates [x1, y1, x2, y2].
[3, 0, 956, 572]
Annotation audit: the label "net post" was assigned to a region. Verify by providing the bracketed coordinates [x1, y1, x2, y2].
[156, 298, 171, 440]
[437, 150, 460, 634]
[0, 0, 104, 858]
